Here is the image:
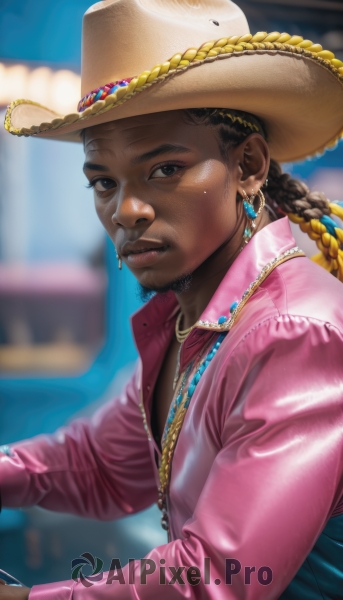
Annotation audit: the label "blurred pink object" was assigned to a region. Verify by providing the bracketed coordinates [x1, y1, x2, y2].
[0, 263, 107, 296]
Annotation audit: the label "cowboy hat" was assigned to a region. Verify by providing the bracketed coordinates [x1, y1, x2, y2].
[4, 0, 343, 162]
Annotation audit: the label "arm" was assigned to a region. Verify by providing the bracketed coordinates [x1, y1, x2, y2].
[26, 315, 343, 599]
[0, 361, 157, 519]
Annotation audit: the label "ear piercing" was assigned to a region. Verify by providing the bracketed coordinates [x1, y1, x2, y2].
[116, 251, 122, 270]
[241, 188, 266, 246]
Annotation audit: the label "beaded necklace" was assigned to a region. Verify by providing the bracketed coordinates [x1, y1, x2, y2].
[140, 247, 305, 534]
[158, 331, 226, 532]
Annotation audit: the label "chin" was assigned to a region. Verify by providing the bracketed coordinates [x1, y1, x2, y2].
[137, 272, 193, 302]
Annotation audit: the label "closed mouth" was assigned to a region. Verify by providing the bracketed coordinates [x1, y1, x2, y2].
[122, 243, 169, 257]
[130, 246, 168, 255]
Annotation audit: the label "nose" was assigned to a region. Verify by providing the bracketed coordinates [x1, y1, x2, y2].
[111, 188, 155, 228]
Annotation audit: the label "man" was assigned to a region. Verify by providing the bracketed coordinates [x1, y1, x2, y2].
[1, 0, 343, 598]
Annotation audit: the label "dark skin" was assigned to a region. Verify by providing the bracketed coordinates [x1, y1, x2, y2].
[83, 110, 270, 443]
[0, 580, 30, 600]
[0, 110, 270, 599]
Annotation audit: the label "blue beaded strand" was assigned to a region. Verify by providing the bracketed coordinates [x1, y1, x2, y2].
[184, 333, 226, 408]
[163, 332, 227, 443]
[165, 364, 192, 431]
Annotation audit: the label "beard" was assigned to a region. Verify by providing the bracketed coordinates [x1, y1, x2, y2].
[137, 272, 193, 303]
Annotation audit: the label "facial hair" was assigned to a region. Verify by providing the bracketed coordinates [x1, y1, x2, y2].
[137, 272, 193, 303]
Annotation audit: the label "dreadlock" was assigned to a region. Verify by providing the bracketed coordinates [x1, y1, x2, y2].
[184, 108, 343, 281]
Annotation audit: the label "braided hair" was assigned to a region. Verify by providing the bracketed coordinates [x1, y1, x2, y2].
[184, 108, 343, 281]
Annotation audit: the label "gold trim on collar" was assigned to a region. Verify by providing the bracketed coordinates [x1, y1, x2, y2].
[196, 247, 305, 332]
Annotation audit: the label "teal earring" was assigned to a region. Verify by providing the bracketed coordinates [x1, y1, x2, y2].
[241, 189, 266, 246]
[116, 251, 122, 270]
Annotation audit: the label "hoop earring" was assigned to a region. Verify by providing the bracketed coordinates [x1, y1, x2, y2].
[241, 188, 266, 246]
[116, 251, 122, 270]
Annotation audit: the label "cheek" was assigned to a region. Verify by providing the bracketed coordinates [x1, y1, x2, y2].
[173, 173, 237, 256]
[94, 196, 113, 233]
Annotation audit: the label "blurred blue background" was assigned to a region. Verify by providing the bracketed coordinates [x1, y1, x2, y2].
[0, 0, 89, 67]
[0, 0, 342, 589]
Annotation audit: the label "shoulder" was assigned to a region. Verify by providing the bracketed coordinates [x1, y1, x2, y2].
[217, 257, 343, 396]
[215, 292, 343, 424]
[222, 255, 343, 363]
[263, 255, 343, 331]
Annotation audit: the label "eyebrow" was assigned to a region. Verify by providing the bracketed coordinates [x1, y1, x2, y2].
[83, 144, 191, 172]
[83, 162, 110, 172]
[131, 144, 191, 165]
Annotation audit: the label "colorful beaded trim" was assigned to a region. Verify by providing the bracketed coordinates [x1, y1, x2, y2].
[195, 247, 304, 331]
[5, 30, 343, 160]
[73, 34, 343, 118]
[155, 246, 305, 533]
[78, 78, 134, 112]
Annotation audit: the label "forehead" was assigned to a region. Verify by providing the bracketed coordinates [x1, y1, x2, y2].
[82, 110, 209, 155]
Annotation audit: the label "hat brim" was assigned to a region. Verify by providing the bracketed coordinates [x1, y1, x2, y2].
[4, 34, 343, 163]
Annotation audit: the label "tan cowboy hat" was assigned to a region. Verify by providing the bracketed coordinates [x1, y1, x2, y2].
[4, 0, 343, 162]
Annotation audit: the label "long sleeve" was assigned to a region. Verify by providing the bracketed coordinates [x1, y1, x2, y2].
[0, 361, 158, 519]
[27, 315, 343, 599]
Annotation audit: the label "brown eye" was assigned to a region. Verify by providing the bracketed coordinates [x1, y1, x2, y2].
[151, 165, 180, 178]
[93, 178, 116, 191]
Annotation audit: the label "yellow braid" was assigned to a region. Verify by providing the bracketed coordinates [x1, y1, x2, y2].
[216, 110, 260, 133]
[5, 30, 343, 142]
[288, 205, 343, 281]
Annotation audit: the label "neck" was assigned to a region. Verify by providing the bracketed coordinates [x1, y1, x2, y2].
[176, 211, 271, 330]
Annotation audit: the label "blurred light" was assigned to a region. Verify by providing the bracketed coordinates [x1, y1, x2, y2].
[51, 70, 80, 114]
[26, 67, 53, 108]
[0, 63, 81, 114]
[0, 64, 29, 102]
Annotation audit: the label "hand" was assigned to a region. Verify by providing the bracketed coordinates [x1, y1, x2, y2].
[0, 580, 30, 600]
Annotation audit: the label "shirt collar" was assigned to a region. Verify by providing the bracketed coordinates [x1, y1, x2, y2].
[198, 216, 297, 326]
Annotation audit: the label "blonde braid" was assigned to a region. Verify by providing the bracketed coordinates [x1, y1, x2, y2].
[265, 160, 343, 281]
[288, 207, 343, 281]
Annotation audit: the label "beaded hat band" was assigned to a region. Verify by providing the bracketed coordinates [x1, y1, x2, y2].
[3, 0, 343, 162]
[74, 36, 343, 122]
[78, 78, 134, 113]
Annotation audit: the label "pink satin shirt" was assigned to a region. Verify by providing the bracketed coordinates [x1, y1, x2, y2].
[1, 217, 343, 599]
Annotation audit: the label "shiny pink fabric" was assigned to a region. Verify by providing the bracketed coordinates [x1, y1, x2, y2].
[1, 218, 343, 599]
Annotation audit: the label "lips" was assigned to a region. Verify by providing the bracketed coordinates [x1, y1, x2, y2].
[121, 240, 169, 256]
[120, 240, 170, 268]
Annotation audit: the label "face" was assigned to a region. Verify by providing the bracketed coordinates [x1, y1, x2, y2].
[83, 110, 243, 291]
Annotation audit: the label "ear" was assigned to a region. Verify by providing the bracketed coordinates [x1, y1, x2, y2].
[233, 133, 270, 196]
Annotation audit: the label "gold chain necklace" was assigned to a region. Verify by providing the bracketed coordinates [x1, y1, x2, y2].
[175, 311, 196, 343]
[156, 247, 305, 535]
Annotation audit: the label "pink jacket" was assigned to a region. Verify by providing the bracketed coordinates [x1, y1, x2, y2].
[1, 218, 343, 599]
